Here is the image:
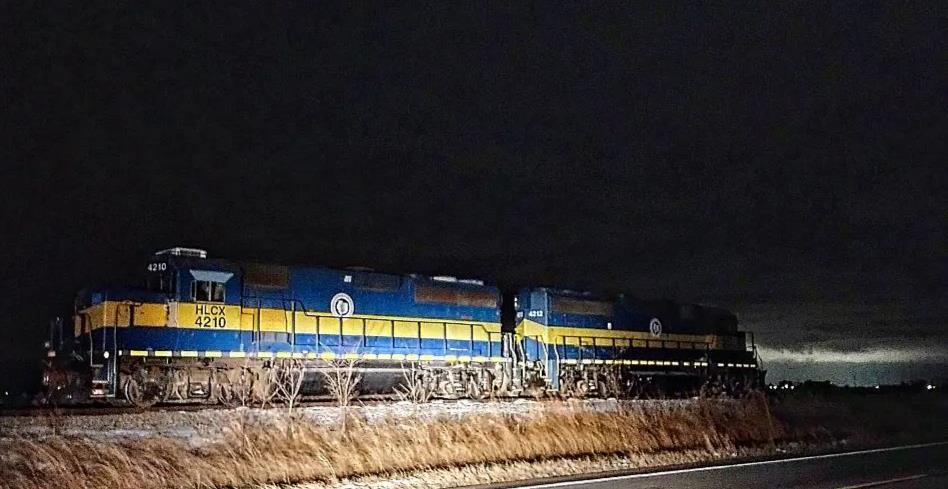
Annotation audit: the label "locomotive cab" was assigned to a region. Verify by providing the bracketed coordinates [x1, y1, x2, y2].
[44, 247, 242, 403]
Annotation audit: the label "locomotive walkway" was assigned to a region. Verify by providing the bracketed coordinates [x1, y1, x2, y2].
[483, 441, 948, 489]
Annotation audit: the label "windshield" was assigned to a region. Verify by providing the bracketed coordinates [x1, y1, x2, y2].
[146, 272, 175, 294]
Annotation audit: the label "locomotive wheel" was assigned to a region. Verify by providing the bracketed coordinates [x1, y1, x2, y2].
[213, 371, 238, 406]
[124, 374, 160, 408]
[558, 374, 574, 398]
[597, 380, 610, 399]
[232, 368, 255, 406]
[438, 378, 458, 399]
[525, 383, 547, 400]
[572, 379, 589, 398]
[466, 370, 493, 400]
[466, 378, 483, 399]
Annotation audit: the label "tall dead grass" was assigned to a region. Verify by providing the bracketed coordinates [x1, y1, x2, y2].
[1, 398, 777, 489]
[2, 393, 944, 489]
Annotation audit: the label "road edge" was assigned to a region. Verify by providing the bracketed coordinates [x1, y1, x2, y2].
[461, 440, 948, 489]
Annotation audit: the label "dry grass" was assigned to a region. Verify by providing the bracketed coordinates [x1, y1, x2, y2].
[284, 446, 787, 489]
[1, 393, 944, 489]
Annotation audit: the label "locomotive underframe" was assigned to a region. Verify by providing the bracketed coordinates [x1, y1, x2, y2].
[79, 356, 522, 407]
[43, 352, 760, 407]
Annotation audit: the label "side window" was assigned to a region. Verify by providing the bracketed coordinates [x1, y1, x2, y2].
[192, 280, 225, 302]
[211, 282, 225, 302]
[352, 272, 400, 292]
[414, 285, 497, 308]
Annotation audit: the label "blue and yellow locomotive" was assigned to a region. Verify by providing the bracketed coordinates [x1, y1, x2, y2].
[516, 289, 760, 397]
[43, 248, 761, 405]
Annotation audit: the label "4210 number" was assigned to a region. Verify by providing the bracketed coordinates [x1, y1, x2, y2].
[195, 316, 226, 328]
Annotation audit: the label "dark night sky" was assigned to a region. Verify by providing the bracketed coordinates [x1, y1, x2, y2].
[2, 2, 946, 392]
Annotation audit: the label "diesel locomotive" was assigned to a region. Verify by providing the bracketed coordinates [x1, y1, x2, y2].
[42, 247, 762, 406]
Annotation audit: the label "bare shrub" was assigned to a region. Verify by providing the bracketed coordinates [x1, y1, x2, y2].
[272, 360, 306, 413]
[318, 358, 361, 408]
[394, 362, 434, 404]
[257, 363, 282, 408]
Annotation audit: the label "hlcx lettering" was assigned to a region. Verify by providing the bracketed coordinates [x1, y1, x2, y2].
[194, 304, 227, 328]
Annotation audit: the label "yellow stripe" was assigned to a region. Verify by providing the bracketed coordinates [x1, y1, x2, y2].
[130, 350, 148, 357]
[519, 319, 723, 349]
[228, 351, 246, 358]
[80, 302, 170, 330]
[319, 352, 336, 360]
[154, 350, 172, 357]
[205, 351, 223, 358]
[83, 301, 504, 340]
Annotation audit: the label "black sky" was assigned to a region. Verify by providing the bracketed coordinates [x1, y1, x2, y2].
[2, 2, 946, 392]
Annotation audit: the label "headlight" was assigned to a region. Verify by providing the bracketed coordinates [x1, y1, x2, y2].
[103, 350, 110, 359]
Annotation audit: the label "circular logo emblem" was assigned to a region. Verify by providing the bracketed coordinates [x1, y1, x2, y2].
[649, 318, 663, 337]
[330, 293, 354, 317]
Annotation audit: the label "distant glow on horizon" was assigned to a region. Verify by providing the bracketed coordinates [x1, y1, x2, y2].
[758, 345, 948, 364]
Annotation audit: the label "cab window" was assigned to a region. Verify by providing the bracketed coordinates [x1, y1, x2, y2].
[146, 273, 175, 293]
[192, 280, 225, 302]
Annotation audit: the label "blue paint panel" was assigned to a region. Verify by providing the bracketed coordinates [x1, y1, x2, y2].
[77, 288, 169, 309]
[523, 336, 546, 362]
[517, 287, 726, 337]
[288, 268, 500, 323]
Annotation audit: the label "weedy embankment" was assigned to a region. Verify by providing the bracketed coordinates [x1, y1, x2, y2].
[1, 393, 944, 489]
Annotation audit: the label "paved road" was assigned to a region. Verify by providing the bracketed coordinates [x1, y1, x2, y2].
[513, 442, 948, 489]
